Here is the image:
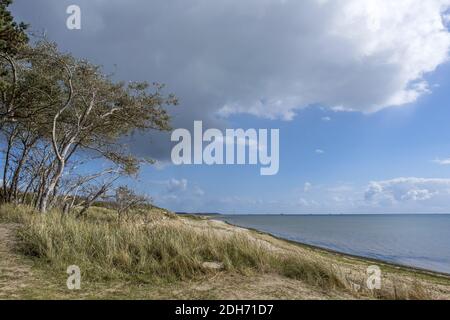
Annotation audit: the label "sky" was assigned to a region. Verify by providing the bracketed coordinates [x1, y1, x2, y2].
[11, 0, 450, 214]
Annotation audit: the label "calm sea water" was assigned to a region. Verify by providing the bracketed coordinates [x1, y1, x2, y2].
[217, 215, 450, 274]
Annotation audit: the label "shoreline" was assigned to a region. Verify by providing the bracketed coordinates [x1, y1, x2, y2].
[2, 205, 450, 299]
[210, 218, 450, 280]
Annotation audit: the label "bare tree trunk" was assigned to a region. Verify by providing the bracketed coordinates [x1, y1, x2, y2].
[2, 130, 16, 202]
[39, 159, 65, 213]
[9, 145, 29, 202]
[37, 59, 74, 213]
[34, 175, 45, 208]
[77, 184, 110, 218]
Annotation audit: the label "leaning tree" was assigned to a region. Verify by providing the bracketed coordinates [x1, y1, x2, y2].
[0, 40, 177, 212]
[1, 2, 177, 212]
[30, 41, 177, 212]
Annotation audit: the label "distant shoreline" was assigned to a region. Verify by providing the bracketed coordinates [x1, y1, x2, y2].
[178, 212, 450, 216]
[210, 216, 450, 279]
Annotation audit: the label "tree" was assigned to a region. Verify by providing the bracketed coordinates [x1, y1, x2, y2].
[114, 186, 149, 220]
[0, 5, 176, 212]
[0, 0, 28, 124]
[0, 40, 177, 212]
[31, 41, 176, 212]
[0, 0, 27, 55]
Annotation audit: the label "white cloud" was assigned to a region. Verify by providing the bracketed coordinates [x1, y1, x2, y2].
[166, 178, 188, 193]
[401, 189, 434, 201]
[304, 182, 312, 192]
[23, 0, 450, 125]
[193, 186, 205, 196]
[213, 0, 450, 119]
[365, 177, 450, 205]
[315, 149, 325, 154]
[321, 116, 332, 122]
[298, 197, 319, 207]
[155, 178, 450, 214]
[151, 179, 208, 212]
[433, 158, 450, 165]
[15, 0, 450, 163]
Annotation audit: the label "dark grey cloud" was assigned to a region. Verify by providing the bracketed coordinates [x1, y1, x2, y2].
[11, 0, 450, 160]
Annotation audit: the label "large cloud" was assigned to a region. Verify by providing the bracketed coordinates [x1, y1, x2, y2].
[215, 0, 450, 119]
[365, 178, 450, 206]
[11, 0, 450, 158]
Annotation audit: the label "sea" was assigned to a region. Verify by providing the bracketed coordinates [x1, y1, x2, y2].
[217, 214, 450, 274]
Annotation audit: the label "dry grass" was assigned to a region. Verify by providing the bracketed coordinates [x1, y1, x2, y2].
[0, 204, 440, 299]
[369, 281, 432, 300]
[0, 204, 343, 290]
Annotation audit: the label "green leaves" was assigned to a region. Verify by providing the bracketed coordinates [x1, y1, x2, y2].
[0, 0, 28, 55]
[0, 4, 176, 211]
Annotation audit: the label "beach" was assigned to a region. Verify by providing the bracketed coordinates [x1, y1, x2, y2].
[215, 214, 450, 275]
[2, 206, 449, 300]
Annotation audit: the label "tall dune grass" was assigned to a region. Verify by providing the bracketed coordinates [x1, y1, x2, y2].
[0, 204, 432, 299]
[0, 204, 342, 289]
[0, 207, 342, 288]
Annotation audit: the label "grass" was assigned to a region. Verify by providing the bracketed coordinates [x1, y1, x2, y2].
[0, 204, 440, 299]
[0, 204, 343, 288]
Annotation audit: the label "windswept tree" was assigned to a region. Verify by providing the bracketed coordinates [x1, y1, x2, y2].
[34, 41, 176, 212]
[0, 39, 177, 212]
[0, 3, 177, 212]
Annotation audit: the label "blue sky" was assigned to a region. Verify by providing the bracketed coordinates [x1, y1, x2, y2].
[136, 62, 450, 214]
[127, 60, 450, 214]
[11, 0, 450, 214]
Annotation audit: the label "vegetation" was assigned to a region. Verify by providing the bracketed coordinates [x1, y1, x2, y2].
[0, 0, 27, 56]
[1, 1, 176, 213]
[1, 204, 444, 300]
[0, 204, 342, 289]
[0, 1, 447, 301]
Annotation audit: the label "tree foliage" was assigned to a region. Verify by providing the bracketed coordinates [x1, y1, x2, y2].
[0, 3, 177, 213]
[0, 0, 27, 55]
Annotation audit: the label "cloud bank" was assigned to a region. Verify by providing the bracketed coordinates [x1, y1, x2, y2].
[15, 0, 450, 118]
[11, 0, 450, 162]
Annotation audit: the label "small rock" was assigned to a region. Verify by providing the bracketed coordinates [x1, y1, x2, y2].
[202, 261, 224, 270]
